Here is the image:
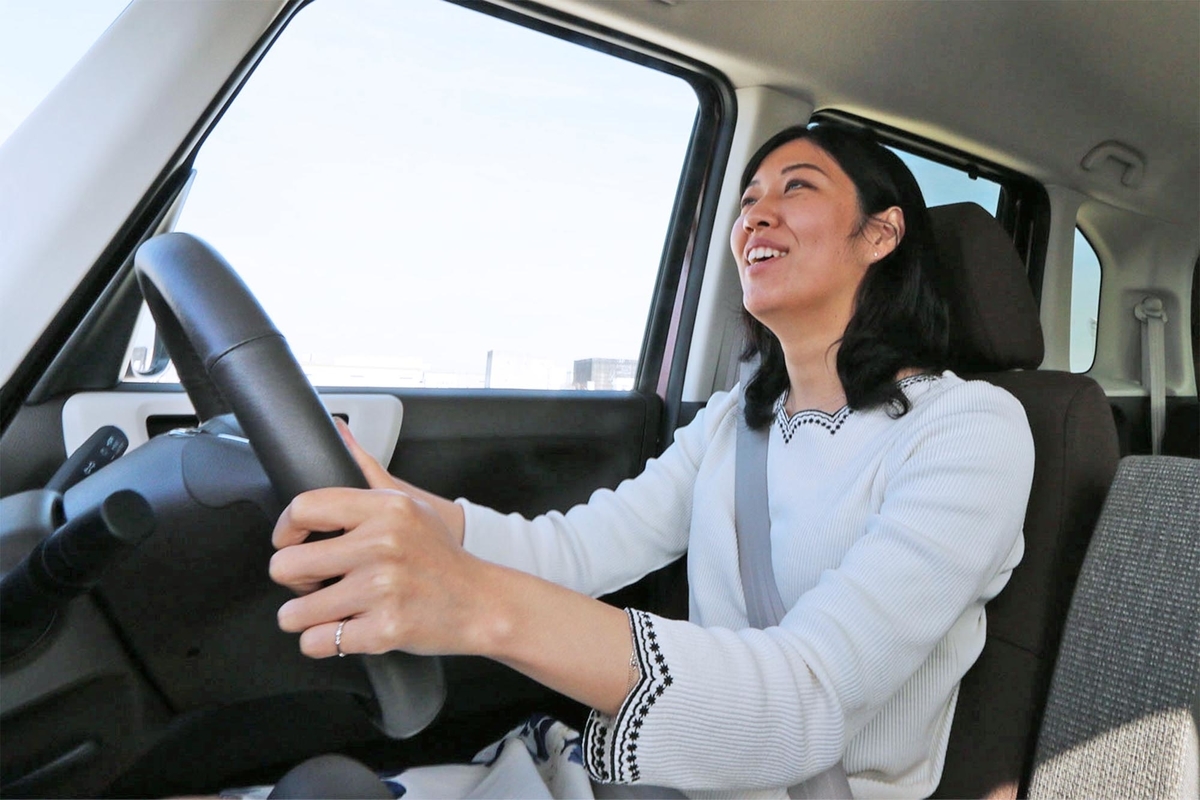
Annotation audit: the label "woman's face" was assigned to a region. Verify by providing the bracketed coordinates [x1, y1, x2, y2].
[730, 138, 875, 334]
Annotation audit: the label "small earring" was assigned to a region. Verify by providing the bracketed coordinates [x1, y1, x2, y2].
[873, 251, 879, 259]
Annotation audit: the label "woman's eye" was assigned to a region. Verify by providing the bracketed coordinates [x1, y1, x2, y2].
[785, 179, 810, 191]
[740, 195, 757, 208]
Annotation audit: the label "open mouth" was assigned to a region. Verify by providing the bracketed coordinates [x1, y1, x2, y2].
[746, 246, 788, 265]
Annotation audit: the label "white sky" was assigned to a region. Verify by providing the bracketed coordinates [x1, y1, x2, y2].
[1, 0, 1101, 381]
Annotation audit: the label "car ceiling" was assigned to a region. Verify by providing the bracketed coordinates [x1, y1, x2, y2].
[539, 0, 1199, 227]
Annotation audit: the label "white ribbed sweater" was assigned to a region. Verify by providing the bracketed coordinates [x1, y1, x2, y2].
[460, 372, 1034, 798]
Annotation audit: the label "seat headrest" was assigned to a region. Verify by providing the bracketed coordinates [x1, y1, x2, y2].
[929, 202, 1045, 371]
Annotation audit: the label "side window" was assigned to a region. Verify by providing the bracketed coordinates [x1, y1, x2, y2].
[126, 0, 698, 390]
[1070, 228, 1102, 373]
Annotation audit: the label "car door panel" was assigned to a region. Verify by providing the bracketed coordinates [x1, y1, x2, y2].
[382, 389, 661, 515]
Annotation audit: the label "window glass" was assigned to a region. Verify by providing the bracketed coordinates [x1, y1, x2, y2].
[1070, 228, 1102, 372]
[891, 150, 1002, 215]
[127, 0, 698, 390]
[0, 0, 130, 146]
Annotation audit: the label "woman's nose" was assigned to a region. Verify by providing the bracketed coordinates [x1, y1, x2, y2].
[743, 202, 776, 230]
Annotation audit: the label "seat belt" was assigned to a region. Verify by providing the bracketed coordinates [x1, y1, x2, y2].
[736, 362, 853, 799]
[1134, 296, 1168, 455]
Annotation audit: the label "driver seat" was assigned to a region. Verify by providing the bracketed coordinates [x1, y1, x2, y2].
[927, 203, 1119, 798]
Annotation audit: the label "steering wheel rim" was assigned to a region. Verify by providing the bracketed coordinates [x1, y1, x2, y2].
[135, 232, 368, 500]
[134, 232, 444, 738]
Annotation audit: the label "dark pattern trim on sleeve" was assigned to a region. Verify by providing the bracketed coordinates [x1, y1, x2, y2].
[583, 609, 673, 785]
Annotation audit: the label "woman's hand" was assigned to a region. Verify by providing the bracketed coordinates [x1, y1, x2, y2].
[269, 421, 482, 658]
[269, 418, 638, 717]
[270, 486, 490, 658]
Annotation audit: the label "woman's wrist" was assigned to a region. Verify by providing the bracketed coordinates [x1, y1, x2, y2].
[391, 476, 466, 546]
[464, 562, 637, 716]
[462, 558, 522, 659]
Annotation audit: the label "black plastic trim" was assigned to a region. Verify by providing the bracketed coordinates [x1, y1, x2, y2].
[1002, 182, 1053, 306]
[816, 110, 1035, 191]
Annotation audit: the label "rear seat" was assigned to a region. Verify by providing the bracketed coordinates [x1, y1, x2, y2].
[1028, 456, 1200, 799]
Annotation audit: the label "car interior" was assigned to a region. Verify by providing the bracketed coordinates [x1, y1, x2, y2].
[0, 0, 1197, 798]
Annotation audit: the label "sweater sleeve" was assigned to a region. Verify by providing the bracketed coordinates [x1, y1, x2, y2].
[583, 382, 1035, 791]
[458, 389, 739, 598]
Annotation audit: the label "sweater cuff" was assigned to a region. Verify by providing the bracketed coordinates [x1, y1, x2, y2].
[584, 609, 674, 784]
[457, 497, 515, 566]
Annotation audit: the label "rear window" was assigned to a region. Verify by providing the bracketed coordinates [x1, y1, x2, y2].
[1070, 228, 1102, 373]
[891, 150, 1001, 214]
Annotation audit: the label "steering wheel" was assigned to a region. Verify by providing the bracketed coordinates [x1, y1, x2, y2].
[134, 232, 444, 738]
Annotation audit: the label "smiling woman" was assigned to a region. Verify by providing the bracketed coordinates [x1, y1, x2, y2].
[226, 123, 1035, 799]
[735, 141, 881, 336]
[736, 126, 950, 428]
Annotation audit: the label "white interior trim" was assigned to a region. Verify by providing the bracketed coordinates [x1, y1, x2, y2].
[61, 391, 403, 468]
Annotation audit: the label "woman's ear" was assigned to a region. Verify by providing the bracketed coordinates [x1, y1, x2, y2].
[867, 207, 905, 261]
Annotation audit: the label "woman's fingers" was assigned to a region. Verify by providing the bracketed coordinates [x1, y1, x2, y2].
[270, 525, 368, 591]
[292, 617, 362, 659]
[276, 573, 367, 634]
[273, 486, 416, 549]
[334, 417, 398, 490]
[296, 614, 401, 659]
[298, 618, 348, 659]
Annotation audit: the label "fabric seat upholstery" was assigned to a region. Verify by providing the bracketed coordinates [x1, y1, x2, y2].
[926, 203, 1120, 799]
[1028, 456, 1200, 799]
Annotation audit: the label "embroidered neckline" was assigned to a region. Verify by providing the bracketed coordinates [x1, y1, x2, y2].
[773, 372, 943, 442]
[773, 399, 853, 442]
[896, 372, 943, 391]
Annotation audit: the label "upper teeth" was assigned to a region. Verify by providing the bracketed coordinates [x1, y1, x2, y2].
[748, 247, 786, 263]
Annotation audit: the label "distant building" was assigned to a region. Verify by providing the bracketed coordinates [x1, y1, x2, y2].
[573, 358, 636, 391]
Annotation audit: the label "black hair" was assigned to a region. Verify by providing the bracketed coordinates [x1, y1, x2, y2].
[738, 124, 949, 428]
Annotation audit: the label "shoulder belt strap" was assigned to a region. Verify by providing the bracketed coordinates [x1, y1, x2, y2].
[735, 360, 853, 799]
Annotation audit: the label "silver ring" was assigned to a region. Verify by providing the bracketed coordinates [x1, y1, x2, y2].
[334, 618, 349, 658]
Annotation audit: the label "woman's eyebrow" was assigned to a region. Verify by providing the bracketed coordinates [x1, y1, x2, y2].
[745, 162, 828, 190]
[780, 162, 827, 177]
